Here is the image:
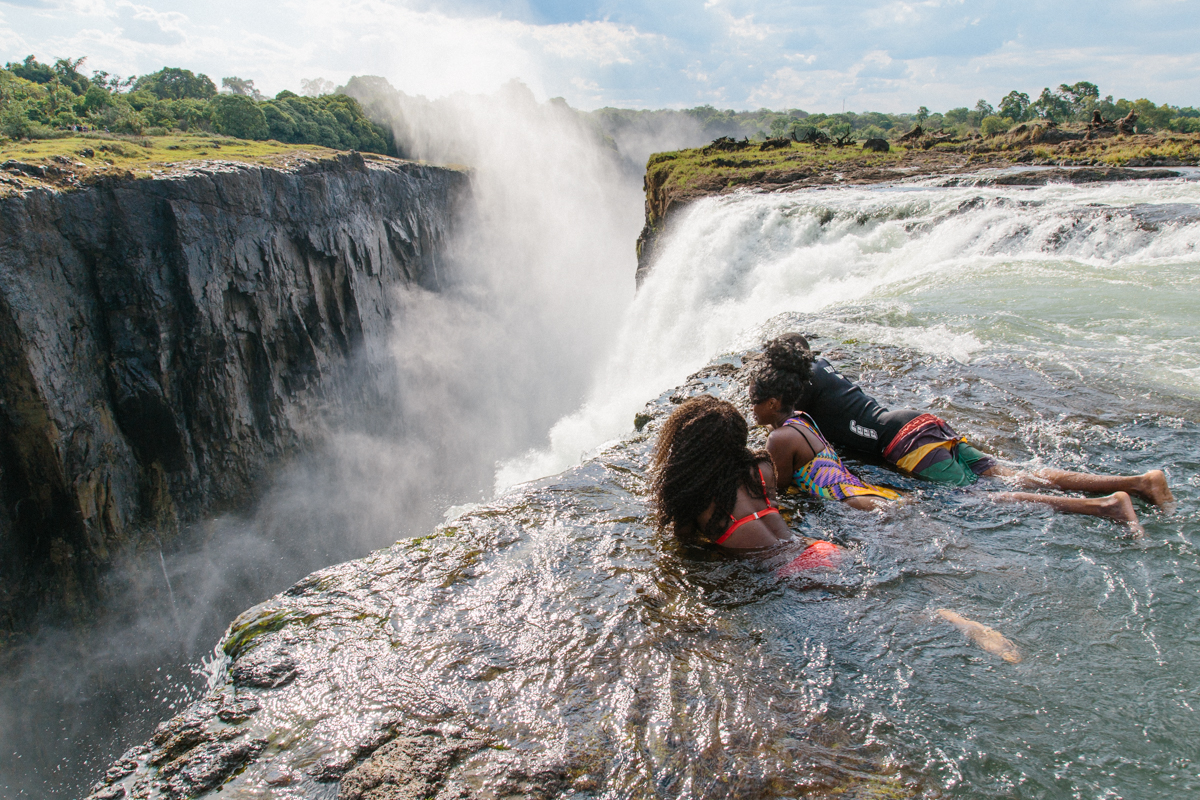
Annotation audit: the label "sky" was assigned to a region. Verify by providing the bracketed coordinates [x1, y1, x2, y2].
[1, 0, 1198, 113]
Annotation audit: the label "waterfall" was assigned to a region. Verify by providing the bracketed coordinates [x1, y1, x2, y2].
[498, 173, 1200, 489]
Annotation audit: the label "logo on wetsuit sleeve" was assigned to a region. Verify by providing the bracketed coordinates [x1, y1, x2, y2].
[849, 420, 878, 440]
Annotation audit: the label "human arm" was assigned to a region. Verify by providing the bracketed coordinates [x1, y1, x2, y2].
[765, 426, 818, 491]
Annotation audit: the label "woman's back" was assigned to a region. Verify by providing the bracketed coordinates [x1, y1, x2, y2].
[695, 460, 794, 549]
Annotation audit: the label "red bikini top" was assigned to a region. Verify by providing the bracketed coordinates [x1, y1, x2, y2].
[715, 467, 781, 545]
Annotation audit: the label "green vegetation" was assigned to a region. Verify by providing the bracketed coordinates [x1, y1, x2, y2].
[646, 139, 904, 198]
[0, 56, 395, 155]
[638, 140, 915, 229]
[0, 131, 357, 197]
[0, 130, 342, 167]
[640, 131, 1200, 219]
[592, 82, 1200, 145]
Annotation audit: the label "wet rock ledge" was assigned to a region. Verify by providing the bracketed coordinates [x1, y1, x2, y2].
[0, 152, 468, 630]
[85, 358, 914, 800]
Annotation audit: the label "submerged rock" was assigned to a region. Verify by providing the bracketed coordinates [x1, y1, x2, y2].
[87, 356, 917, 800]
[0, 153, 467, 630]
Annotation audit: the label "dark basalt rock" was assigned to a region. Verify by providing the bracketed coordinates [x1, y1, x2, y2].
[337, 731, 484, 800]
[941, 167, 1181, 187]
[0, 153, 467, 631]
[161, 733, 268, 799]
[230, 647, 298, 689]
[215, 694, 261, 723]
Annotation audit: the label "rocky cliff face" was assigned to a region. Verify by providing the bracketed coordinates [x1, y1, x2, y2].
[0, 153, 467, 630]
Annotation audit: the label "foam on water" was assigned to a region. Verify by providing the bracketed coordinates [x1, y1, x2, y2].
[497, 174, 1200, 489]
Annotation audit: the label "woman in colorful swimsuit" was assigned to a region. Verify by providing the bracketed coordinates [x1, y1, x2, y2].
[751, 335, 1175, 526]
[651, 394, 842, 571]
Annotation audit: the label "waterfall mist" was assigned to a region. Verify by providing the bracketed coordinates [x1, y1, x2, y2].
[496, 174, 1200, 490]
[0, 80, 705, 799]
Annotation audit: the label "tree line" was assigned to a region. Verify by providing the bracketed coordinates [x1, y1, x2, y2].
[0, 56, 395, 155]
[593, 81, 1200, 145]
[3, 55, 1197, 156]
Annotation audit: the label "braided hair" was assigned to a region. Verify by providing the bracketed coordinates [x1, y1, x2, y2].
[748, 334, 815, 411]
[650, 395, 770, 545]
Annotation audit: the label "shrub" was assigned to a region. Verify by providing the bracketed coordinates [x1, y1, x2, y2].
[134, 67, 217, 101]
[1169, 117, 1200, 134]
[211, 94, 269, 139]
[980, 115, 1010, 136]
[81, 84, 111, 113]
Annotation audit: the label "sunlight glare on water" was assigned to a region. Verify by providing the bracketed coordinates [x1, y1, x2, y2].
[81, 174, 1200, 800]
[145, 340, 1200, 799]
[497, 174, 1200, 488]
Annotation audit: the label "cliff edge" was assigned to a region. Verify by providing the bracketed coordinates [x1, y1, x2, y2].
[635, 128, 1198, 284]
[0, 152, 467, 630]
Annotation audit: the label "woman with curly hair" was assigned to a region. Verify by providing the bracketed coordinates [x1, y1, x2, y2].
[751, 334, 1166, 526]
[650, 395, 842, 570]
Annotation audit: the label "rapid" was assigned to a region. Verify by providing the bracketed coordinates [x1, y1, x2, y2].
[94, 169, 1200, 799]
[8, 110, 1200, 797]
[479, 170, 1200, 797]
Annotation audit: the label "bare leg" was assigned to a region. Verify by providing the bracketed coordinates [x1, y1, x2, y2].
[844, 495, 894, 511]
[936, 609, 1022, 663]
[984, 465, 1174, 508]
[993, 490, 1142, 532]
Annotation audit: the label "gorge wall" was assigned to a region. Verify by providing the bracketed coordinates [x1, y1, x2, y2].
[0, 153, 468, 631]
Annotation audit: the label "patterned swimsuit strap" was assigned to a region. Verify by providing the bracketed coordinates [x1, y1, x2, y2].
[783, 412, 838, 460]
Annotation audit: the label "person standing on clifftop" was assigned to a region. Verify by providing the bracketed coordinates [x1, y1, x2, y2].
[749, 334, 1175, 530]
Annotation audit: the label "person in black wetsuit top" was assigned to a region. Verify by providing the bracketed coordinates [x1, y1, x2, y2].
[749, 334, 1177, 530]
[801, 354, 925, 461]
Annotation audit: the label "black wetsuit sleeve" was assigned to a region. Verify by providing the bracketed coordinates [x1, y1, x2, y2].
[801, 358, 920, 456]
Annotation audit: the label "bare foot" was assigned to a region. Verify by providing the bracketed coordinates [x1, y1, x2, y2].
[1135, 470, 1176, 511]
[1098, 491, 1144, 535]
[936, 609, 1022, 663]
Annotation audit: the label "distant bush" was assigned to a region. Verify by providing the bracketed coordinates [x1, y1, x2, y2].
[0, 56, 395, 155]
[211, 94, 269, 139]
[134, 67, 217, 101]
[1170, 117, 1200, 134]
[980, 116, 1010, 136]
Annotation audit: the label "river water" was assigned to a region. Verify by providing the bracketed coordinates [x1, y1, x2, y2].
[480, 171, 1200, 797]
[13, 170, 1200, 799]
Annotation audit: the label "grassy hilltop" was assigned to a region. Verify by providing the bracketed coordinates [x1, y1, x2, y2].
[633, 123, 1200, 278]
[641, 125, 1200, 226]
[0, 132, 367, 197]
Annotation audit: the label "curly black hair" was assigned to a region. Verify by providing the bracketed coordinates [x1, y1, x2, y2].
[748, 333, 815, 410]
[650, 395, 770, 545]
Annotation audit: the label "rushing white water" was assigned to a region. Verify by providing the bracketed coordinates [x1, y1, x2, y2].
[497, 173, 1200, 488]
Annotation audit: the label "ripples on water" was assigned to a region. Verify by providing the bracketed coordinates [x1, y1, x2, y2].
[54, 176, 1200, 798]
[101, 334, 1199, 799]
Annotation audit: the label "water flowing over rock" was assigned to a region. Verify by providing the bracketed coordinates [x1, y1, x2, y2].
[84, 356, 920, 800]
[0, 153, 467, 630]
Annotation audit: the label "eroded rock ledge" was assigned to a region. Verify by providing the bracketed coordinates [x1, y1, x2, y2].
[635, 130, 1196, 284]
[0, 152, 468, 630]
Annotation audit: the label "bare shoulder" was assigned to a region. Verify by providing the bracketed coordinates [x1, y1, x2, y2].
[767, 424, 804, 447]
[768, 422, 815, 455]
[758, 458, 778, 490]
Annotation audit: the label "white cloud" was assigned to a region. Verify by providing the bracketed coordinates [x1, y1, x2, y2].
[0, 0, 1198, 112]
[115, 1, 187, 45]
[528, 19, 651, 66]
[722, 11, 776, 41]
